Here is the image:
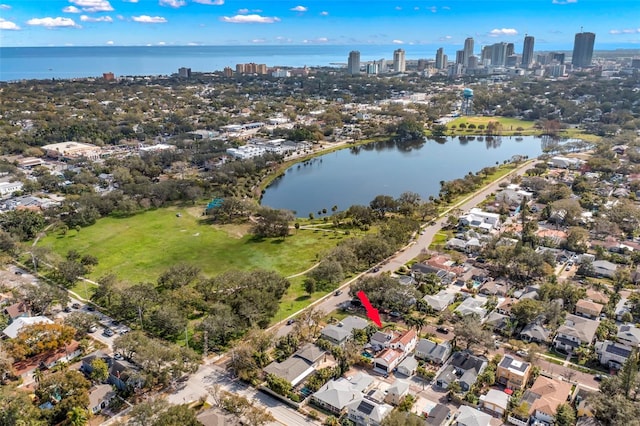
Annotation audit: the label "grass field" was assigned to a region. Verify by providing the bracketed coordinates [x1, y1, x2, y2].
[38, 206, 342, 283]
[446, 116, 538, 135]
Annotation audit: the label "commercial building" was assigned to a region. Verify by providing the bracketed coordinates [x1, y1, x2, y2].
[435, 48, 446, 69]
[393, 49, 406, 72]
[572, 31, 596, 68]
[463, 37, 474, 67]
[41, 142, 102, 161]
[178, 67, 191, 78]
[521, 35, 535, 68]
[348, 51, 361, 75]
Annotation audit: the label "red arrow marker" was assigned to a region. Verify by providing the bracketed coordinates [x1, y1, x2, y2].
[357, 290, 382, 327]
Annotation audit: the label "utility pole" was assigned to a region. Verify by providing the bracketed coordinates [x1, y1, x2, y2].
[203, 330, 208, 359]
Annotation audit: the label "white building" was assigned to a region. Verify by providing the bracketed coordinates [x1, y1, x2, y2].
[0, 181, 23, 196]
[459, 208, 501, 232]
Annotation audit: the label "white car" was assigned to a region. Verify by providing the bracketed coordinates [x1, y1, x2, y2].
[516, 350, 529, 358]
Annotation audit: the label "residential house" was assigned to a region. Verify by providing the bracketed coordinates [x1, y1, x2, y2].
[415, 339, 452, 365]
[423, 403, 452, 426]
[455, 297, 487, 318]
[575, 299, 604, 319]
[370, 331, 395, 351]
[422, 291, 456, 312]
[495, 186, 534, 207]
[585, 289, 609, 305]
[436, 351, 487, 391]
[3, 302, 30, 323]
[456, 405, 492, 426]
[196, 408, 235, 426]
[311, 373, 373, 415]
[496, 297, 517, 316]
[411, 263, 456, 285]
[520, 322, 550, 344]
[549, 156, 582, 169]
[617, 324, 640, 348]
[459, 208, 501, 232]
[396, 355, 418, 377]
[263, 343, 326, 387]
[481, 389, 510, 416]
[553, 314, 599, 352]
[385, 379, 410, 405]
[595, 340, 632, 369]
[89, 384, 116, 415]
[479, 280, 508, 296]
[346, 396, 393, 426]
[2, 315, 53, 339]
[614, 298, 632, 322]
[485, 311, 510, 334]
[320, 316, 369, 346]
[591, 260, 618, 278]
[496, 355, 532, 390]
[108, 359, 143, 391]
[390, 329, 417, 354]
[509, 376, 572, 426]
[373, 348, 404, 374]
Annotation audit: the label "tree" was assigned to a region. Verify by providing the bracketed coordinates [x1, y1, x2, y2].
[252, 208, 293, 239]
[66, 407, 88, 426]
[7, 323, 76, 361]
[64, 312, 96, 336]
[309, 260, 344, 290]
[89, 358, 109, 383]
[369, 195, 398, 219]
[511, 299, 543, 326]
[453, 314, 493, 352]
[619, 349, 638, 399]
[20, 283, 68, 316]
[157, 264, 201, 291]
[303, 277, 316, 295]
[0, 385, 46, 425]
[36, 370, 90, 425]
[565, 227, 590, 253]
[554, 403, 576, 426]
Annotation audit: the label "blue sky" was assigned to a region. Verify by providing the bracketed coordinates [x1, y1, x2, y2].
[0, 0, 638, 48]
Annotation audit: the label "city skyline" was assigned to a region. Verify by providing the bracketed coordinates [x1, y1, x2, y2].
[0, 0, 639, 48]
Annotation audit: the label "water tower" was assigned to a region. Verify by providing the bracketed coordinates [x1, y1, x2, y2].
[462, 88, 474, 115]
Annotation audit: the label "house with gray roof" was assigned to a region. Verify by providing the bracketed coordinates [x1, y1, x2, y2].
[415, 338, 452, 365]
[396, 355, 418, 377]
[595, 340, 632, 369]
[263, 343, 325, 387]
[435, 351, 487, 391]
[455, 297, 487, 318]
[385, 379, 411, 405]
[310, 373, 374, 415]
[320, 316, 369, 346]
[456, 405, 492, 426]
[424, 403, 451, 426]
[520, 322, 550, 344]
[617, 324, 640, 348]
[592, 260, 618, 278]
[347, 396, 393, 426]
[422, 291, 456, 312]
[553, 314, 599, 352]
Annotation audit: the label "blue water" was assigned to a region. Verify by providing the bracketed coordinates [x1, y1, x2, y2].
[261, 135, 554, 217]
[1, 43, 637, 81]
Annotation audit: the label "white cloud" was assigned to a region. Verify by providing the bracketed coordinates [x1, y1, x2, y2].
[122, 0, 138, 2]
[192, 0, 224, 4]
[429, 6, 437, 12]
[610, 28, 640, 34]
[63, 6, 81, 13]
[27, 17, 78, 28]
[221, 14, 280, 24]
[392, 39, 403, 44]
[290, 5, 307, 12]
[320, 11, 328, 16]
[116, 14, 124, 20]
[187, 42, 199, 45]
[69, 0, 114, 12]
[0, 18, 20, 30]
[552, 0, 577, 3]
[132, 15, 167, 23]
[442, 6, 450, 10]
[80, 14, 112, 22]
[489, 28, 518, 37]
[159, 0, 185, 8]
[0, 4, 11, 9]
[238, 8, 249, 13]
[106, 40, 114, 44]
[414, 6, 419, 10]
[438, 35, 452, 41]
[251, 38, 266, 43]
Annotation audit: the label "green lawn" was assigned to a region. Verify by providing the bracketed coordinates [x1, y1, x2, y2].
[38, 206, 341, 283]
[447, 116, 537, 132]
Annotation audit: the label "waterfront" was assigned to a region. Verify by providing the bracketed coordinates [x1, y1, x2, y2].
[261, 135, 555, 217]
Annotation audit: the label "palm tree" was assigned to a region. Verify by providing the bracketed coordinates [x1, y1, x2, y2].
[33, 369, 43, 387]
[66, 407, 88, 426]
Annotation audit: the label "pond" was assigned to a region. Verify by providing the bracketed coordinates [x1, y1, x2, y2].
[261, 135, 559, 217]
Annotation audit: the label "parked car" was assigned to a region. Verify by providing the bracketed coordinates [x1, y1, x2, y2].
[516, 350, 529, 358]
[436, 327, 449, 334]
[71, 303, 81, 309]
[63, 306, 71, 313]
[286, 319, 295, 326]
[594, 374, 606, 382]
[334, 290, 343, 296]
[88, 325, 97, 333]
[103, 328, 115, 337]
[389, 311, 402, 318]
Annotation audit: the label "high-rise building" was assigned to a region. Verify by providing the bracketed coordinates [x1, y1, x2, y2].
[366, 63, 378, 75]
[506, 43, 515, 57]
[572, 31, 596, 68]
[521, 35, 535, 68]
[435, 48, 445, 69]
[463, 37, 474, 67]
[491, 42, 508, 67]
[223, 67, 233, 77]
[393, 49, 406, 72]
[481, 45, 493, 63]
[102, 72, 115, 81]
[178, 67, 192, 78]
[455, 50, 465, 65]
[552, 52, 566, 65]
[417, 59, 428, 71]
[347, 51, 361, 75]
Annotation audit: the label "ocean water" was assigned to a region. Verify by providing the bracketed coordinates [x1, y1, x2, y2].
[1, 43, 636, 81]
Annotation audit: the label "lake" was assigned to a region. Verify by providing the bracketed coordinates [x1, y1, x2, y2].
[261, 135, 556, 217]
